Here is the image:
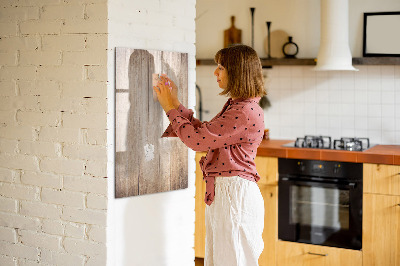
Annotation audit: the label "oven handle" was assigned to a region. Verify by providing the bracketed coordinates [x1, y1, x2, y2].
[280, 177, 357, 189]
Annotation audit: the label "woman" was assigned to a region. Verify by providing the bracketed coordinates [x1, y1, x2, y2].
[153, 44, 266, 266]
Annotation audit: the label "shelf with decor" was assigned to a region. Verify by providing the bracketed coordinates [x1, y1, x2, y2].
[196, 57, 400, 68]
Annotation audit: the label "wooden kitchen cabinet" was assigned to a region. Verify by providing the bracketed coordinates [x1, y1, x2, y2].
[255, 156, 278, 186]
[364, 163, 400, 196]
[258, 184, 278, 266]
[276, 241, 362, 266]
[363, 163, 400, 266]
[363, 193, 400, 266]
[195, 152, 207, 258]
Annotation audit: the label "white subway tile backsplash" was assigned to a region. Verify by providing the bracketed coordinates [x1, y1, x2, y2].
[368, 130, 382, 143]
[367, 77, 381, 91]
[381, 66, 395, 77]
[291, 67, 303, 78]
[355, 104, 368, 117]
[368, 91, 382, 105]
[304, 88, 316, 103]
[368, 117, 382, 131]
[382, 78, 395, 91]
[382, 105, 395, 118]
[316, 115, 330, 128]
[355, 117, 368, 131]
[341, 89, 355, 104]
[354, 89, 368, 104]
[382, 131, 396, 144]
[279, 77, 291, 89]
[367, 104, 382, 118]
[341, 104, 355, 116]
[382, 117, 396, 131]
[396, 105, 400, 117]
[277, 67, 292, 78]
[395, 66, 400, 78]
[342, 128, 355, 137]
[382, 90, 395, 104]
[304, 102, 316, 115]
[291, 78, 304, 90]
[316, 89, 329, 103]
[328, 103, 341, 116]
[316, 103, 329, 116]
[328, 88, 342, 103]
[342, 117, 355, 129]
[196, 65, 400, 144]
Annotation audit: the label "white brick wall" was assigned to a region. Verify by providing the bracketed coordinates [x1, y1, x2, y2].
[0, 0, 108, 265]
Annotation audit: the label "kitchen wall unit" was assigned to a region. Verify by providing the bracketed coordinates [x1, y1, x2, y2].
[363, 164, 400, 266]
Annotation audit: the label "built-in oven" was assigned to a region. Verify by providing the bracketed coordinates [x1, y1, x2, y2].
[278, 158, 363, 250]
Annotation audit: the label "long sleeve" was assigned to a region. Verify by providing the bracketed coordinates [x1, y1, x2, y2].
[161, 104, 202, 138]
[165, 105, 249, 152]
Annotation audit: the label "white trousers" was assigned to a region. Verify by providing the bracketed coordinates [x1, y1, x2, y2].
[205, 176, 265, 266]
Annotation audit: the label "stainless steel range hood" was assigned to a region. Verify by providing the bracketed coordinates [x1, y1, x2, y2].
[314, 0, 358, 71]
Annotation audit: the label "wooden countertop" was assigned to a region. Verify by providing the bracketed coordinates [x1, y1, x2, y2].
[256, 139, 400, 165]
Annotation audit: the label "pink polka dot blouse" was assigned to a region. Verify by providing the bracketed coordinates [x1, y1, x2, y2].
[161, 97, 265, 205]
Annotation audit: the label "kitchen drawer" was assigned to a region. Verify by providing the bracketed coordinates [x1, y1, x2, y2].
[276, 241, 362, 266]
[364, 164, 400, 196]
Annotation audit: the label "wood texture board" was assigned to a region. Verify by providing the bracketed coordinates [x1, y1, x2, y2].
[115, 48, 188, 198]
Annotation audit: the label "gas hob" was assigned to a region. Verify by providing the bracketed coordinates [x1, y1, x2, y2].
[282, 135, 375, 151]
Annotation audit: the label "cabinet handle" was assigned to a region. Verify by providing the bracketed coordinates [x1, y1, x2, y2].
[307, 252, 328, 256]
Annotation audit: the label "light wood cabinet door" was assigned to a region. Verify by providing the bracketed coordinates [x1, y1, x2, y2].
[255, 156, 278, 186]
[363, 193, 400, 266]
[195, 152, 207, 258]
[364, 164, 400, 196]
[258, 185, 278, 266]
[276, 241, 362, 266]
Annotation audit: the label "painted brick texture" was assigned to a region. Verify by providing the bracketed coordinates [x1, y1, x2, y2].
[0, 0, 108, 265]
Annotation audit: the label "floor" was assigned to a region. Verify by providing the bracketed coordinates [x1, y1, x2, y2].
[195, 257, 204, 266]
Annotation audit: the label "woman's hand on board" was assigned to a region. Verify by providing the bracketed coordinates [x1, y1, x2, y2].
[153, 75, 175, 113]
[160, 74, 180, 108]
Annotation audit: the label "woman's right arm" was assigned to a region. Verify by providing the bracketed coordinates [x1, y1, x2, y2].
[161, 102, 202, 138]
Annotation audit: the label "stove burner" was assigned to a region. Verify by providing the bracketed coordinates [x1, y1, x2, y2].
[295, 135, 332, 149]
[333, 137, 370, 151]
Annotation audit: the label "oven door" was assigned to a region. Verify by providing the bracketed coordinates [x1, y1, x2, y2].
[278, 176, 362, 250]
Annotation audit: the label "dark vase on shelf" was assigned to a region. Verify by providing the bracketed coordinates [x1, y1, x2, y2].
[282, 36, 299, 58]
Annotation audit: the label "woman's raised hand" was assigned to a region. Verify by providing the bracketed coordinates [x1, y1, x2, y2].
[160, 74, 180, 108]
[153, 75, 175, 113]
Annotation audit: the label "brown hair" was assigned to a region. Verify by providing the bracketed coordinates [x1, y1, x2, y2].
[214, 44, 266, 99]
